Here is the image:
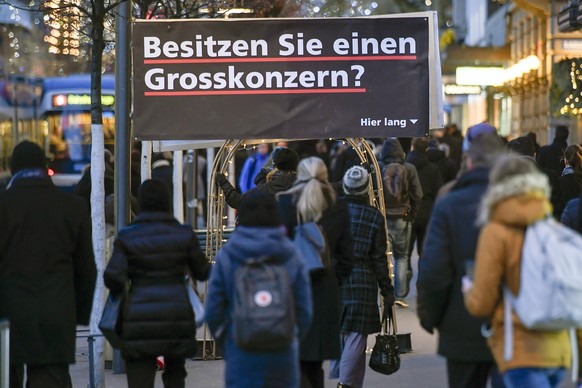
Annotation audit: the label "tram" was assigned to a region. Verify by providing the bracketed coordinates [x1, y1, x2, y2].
[40, 74, 115, 187]
[0, 74, 116, 189]
[0, 77, 41, 184]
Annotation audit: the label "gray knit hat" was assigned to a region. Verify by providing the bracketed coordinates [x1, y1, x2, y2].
[343, 165, 369, 195]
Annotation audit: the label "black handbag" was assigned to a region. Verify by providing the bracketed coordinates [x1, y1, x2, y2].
[98, 292, 124, 349]
[369, 308, 400, 375]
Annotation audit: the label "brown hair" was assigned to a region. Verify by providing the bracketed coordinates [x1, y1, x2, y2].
[564, 144, 582, 184]
[564, 144, 582, 168]
[411, 137, 428, 153]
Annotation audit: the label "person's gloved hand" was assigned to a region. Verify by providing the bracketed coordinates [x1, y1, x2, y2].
[381, 293, 395, 322]
[215, 172, 228, 186]
[360, 162, 372, 173]
[383, 292, 395, 308]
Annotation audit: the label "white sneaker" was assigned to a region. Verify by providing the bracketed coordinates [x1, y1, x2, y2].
[395, 299, 409, 308]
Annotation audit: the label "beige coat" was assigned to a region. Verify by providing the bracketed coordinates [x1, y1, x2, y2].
[464, 189, 573, 373]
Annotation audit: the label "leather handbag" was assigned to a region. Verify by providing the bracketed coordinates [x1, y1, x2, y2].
[98, 292, 124, 349]
[369, 309, 400, 375]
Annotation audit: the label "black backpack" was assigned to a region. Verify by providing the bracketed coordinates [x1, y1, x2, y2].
[229, 255, 295, 351]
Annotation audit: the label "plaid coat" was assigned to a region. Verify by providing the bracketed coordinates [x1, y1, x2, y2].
[341, 195, 393, 334]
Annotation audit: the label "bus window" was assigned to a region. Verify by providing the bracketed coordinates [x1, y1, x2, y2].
[46, 111, 115, 174]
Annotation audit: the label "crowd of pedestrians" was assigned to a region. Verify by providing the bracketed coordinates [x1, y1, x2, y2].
[1, 121, 582, 388]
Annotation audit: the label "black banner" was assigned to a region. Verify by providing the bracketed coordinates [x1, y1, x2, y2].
[133, 17, 430, 140]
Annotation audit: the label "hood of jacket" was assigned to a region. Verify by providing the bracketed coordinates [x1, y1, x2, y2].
[426, 148, 445, 163]
[477, 172, 551, 226]
[264, 170, 297, 193]
[381, 139, 405, 164]
[406, 150, 429, 171]
[220, 225, 294, 264]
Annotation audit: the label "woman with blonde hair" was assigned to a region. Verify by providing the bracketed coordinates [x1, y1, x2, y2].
[277, 156, 354, 388]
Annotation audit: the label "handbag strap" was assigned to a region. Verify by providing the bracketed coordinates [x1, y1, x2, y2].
[381, 308, 397, 336]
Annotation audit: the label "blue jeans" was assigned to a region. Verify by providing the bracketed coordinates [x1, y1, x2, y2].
[502, 367, 566, 388]
[386, 218, 411, 298]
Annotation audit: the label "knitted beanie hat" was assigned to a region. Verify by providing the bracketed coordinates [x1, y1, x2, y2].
[463, 122, 498, 152]
[10, 140, 47, 174]
[238, 191, 281, 227]
[343, 165, 369, 195]
[138, 179, 171, 212]
[271, 147, 299, 171]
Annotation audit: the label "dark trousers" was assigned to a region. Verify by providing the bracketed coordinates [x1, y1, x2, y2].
[300, 360, 324, 388]
[10, 364, 72, 388]
[125, 357, 187, 388]
[408, 221, 427, 264]
[446, 360, 505, 388]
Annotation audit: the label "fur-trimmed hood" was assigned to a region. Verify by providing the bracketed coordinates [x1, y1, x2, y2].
[477, 172, 551, 226]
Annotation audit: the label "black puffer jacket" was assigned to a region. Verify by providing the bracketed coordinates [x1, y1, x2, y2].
[104, 212, 210, 359]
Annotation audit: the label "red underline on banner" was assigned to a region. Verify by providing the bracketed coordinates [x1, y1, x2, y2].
[144, 88, 366, 96]
[143, 55, 416, 64]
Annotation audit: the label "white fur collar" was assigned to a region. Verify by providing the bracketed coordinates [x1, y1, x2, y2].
[477, 172, 550, 225]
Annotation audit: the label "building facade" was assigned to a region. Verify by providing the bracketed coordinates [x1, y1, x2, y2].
[444, 0, 582, 145]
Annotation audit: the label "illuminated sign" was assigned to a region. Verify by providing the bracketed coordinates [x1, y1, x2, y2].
[52, 94, 115, 107]
[456, 67, 505, 86]
[443, 84, 482, 95]
[563, 39, 582, 51]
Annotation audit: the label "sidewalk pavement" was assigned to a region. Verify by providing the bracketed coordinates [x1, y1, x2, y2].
[70, 253, 577, 388]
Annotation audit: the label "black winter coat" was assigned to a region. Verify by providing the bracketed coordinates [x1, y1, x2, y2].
[417, 167, 495, 362]
[278, 194, 354, 361]
[537, 140, 567, 176]
[219, 169, 296, 209]
[104, 212, 210, 359]
[0, 175, 96, 365]
[560, 171, 581, 206]
[405, 150, 443, 225]
[426, 148, 457, 183]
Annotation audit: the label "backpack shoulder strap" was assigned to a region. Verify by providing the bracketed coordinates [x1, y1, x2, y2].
[503, 288, 514, 361]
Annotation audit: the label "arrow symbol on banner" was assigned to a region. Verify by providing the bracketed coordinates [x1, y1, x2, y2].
[409, 119, 418, 124]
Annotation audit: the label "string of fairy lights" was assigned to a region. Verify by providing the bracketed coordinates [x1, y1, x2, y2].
[560, 60, 582, 116]
[43, 0, 81, 56]
[215, 138, 382, 212]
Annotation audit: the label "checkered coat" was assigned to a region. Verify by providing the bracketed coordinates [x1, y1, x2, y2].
[341, 195, 393, 334]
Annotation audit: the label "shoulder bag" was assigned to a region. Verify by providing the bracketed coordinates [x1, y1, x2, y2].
[98, 291, 124, 349]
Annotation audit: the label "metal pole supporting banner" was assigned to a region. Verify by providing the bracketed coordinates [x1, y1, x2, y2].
[114, 0, 132, 375]
[0, 319, 9, 388]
